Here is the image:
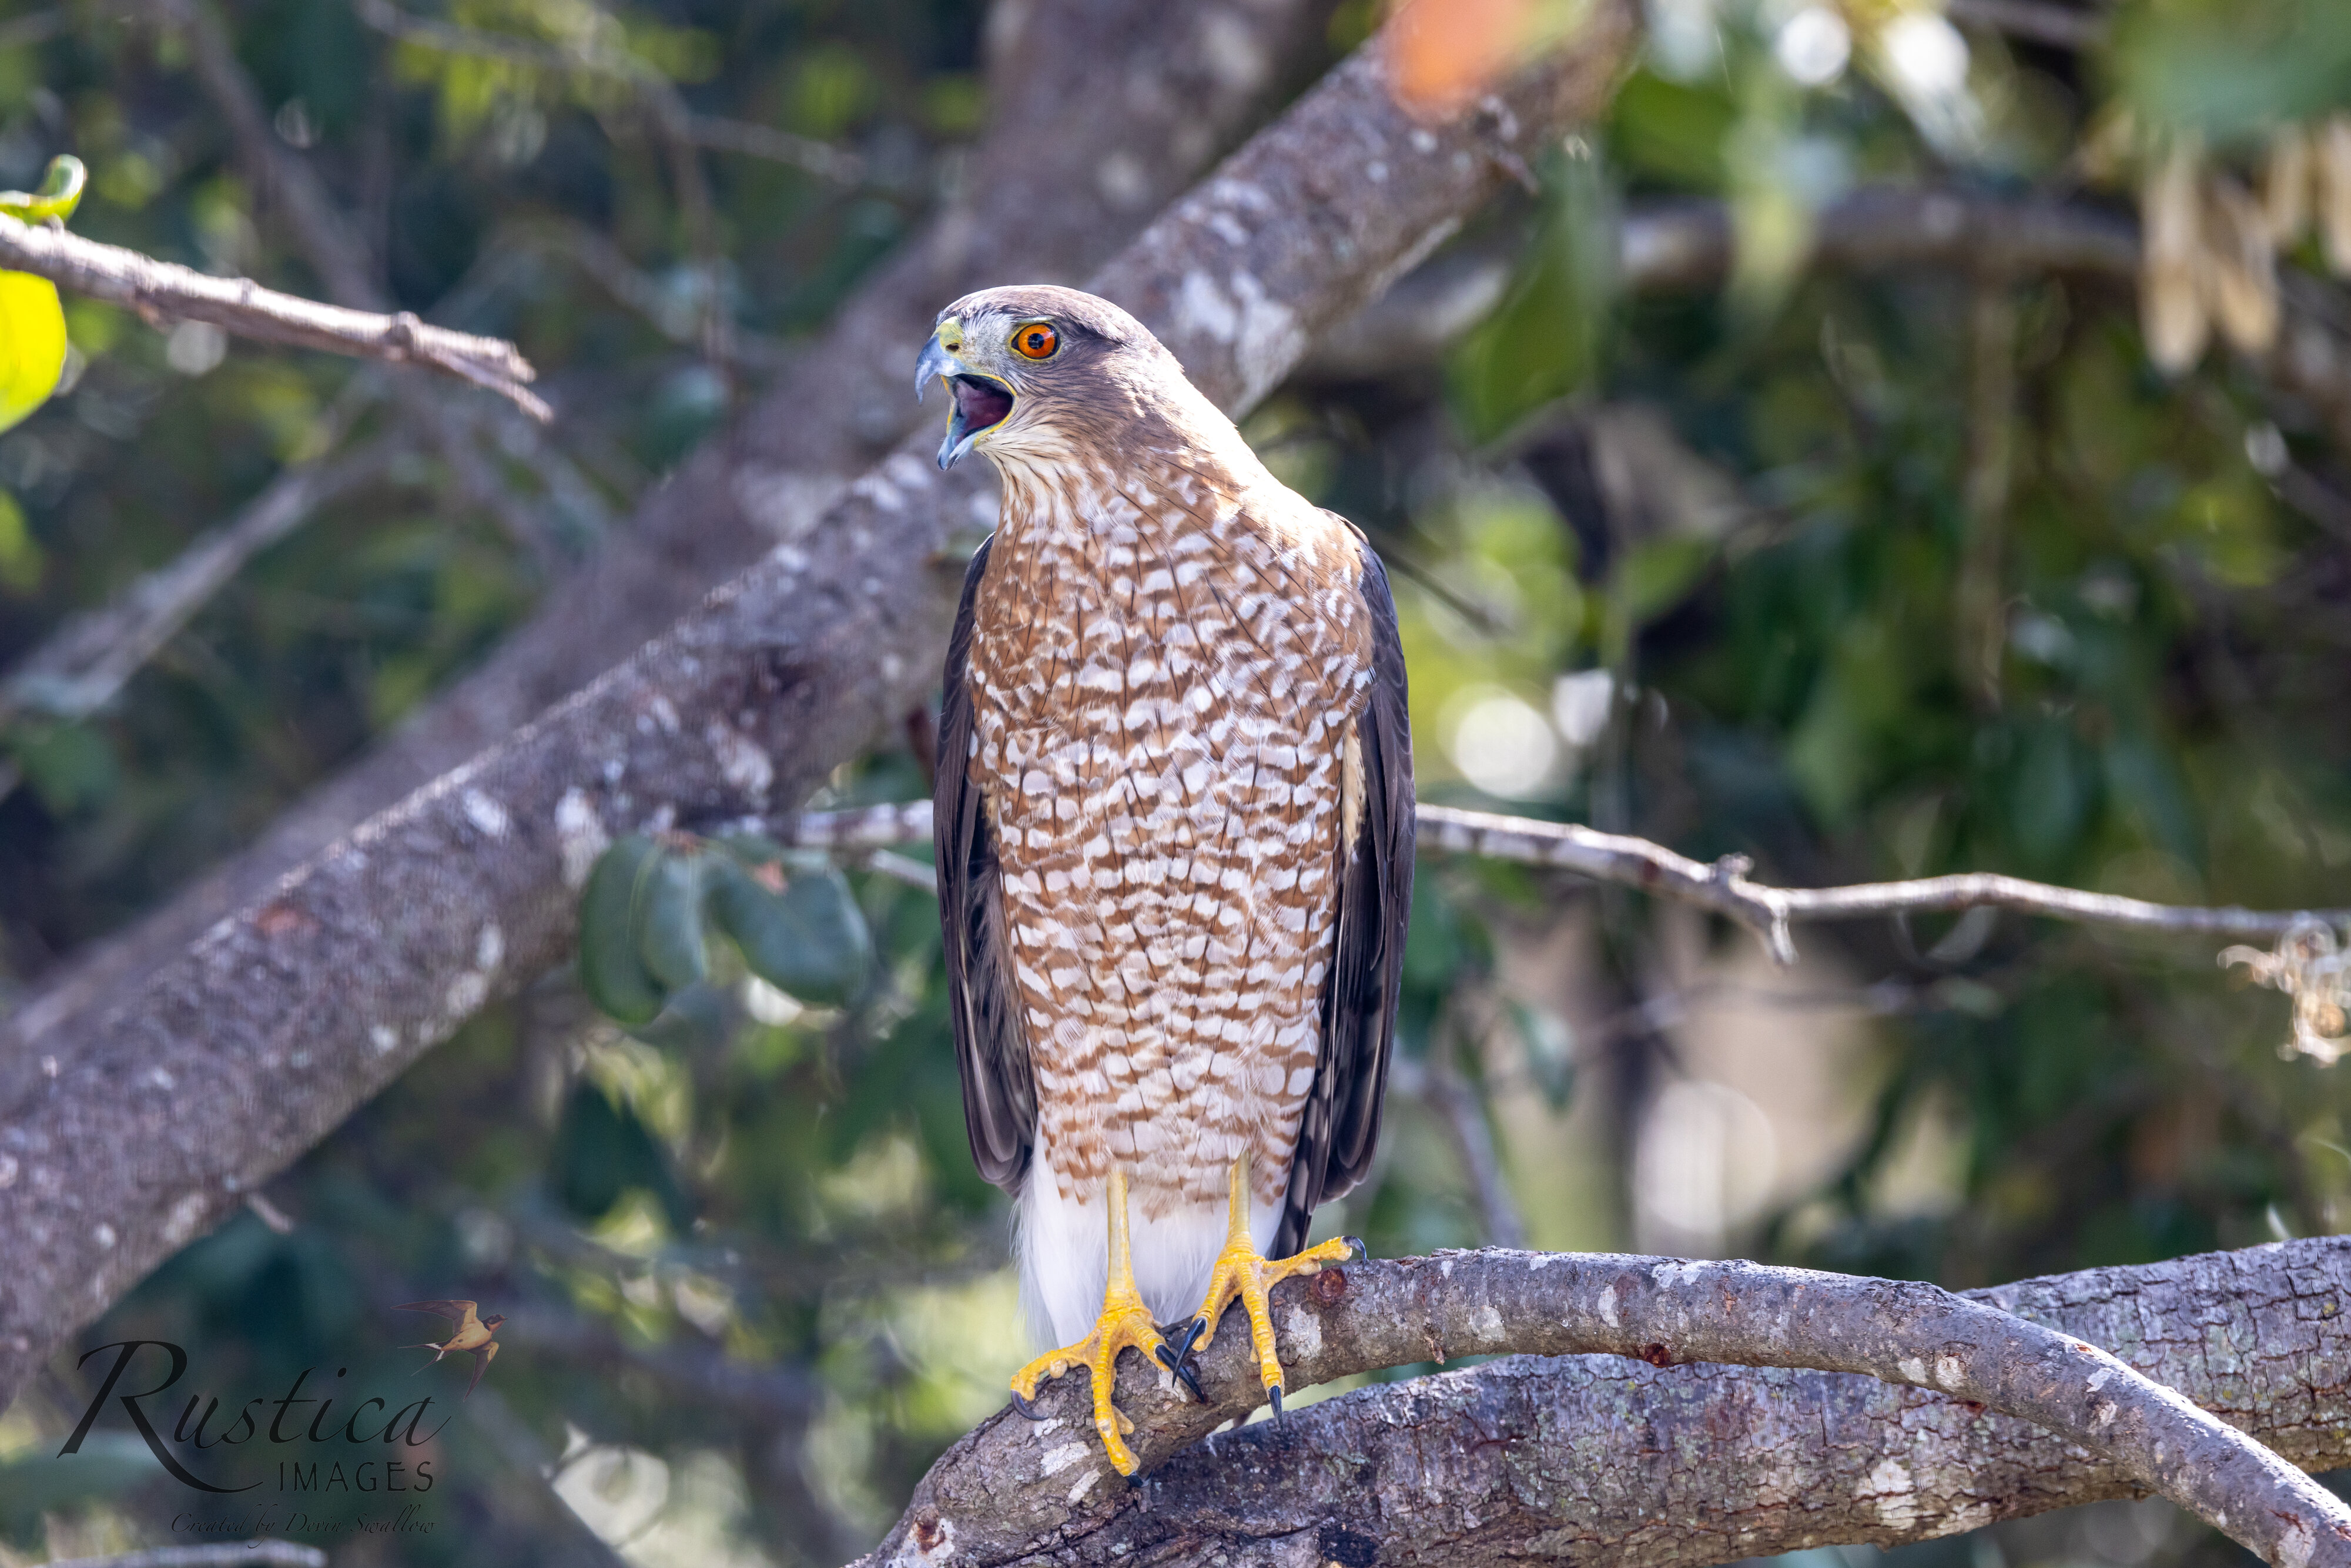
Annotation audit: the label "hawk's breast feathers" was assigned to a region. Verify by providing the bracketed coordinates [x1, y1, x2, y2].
[929, 285, 1412, 1323]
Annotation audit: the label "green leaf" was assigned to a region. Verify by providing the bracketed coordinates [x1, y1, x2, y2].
[1446, 148, 1617, 443]
[550, 1080, 688, 1226]
[706, 859, 872, 1006]
[6, 721, 118, 816]
[0, 154, 87, 223]
[0, 270, 65, 436]
[640, 848, 709, 992]
[579, 835, 666, 1024]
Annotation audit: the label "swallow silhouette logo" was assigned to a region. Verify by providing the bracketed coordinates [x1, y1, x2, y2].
[396, 1302, 505, 1399]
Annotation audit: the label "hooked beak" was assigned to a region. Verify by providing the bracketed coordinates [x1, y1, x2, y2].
[915, 334, 1014, 470]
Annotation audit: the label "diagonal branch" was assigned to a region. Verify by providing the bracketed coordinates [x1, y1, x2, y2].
[0, 437, 400, 731]
[858, 1239, 2351, 1568]
[0, 0, 1642, 1414]
[0, 213, 546, 417]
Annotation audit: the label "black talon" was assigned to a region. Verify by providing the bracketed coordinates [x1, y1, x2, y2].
[1343, 1235, 1368, 1260]
[1268, 1383, 1285, 1418]
[1009, 1388, 1048, 1420]
[1156, 1343, 1204, 1402]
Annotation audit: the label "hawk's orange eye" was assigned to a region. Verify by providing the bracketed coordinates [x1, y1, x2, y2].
[1012, 323, 1058, 359]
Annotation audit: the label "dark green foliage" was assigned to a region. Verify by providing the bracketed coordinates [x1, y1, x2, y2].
[706, 851, 873, 1007]
[577, 833, 668, 1022]
[579, 835, 873, 1025]
[552, 1078, 691, 1227]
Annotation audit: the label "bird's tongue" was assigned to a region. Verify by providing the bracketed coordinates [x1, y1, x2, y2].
[939, 374, 1013, 470]
[953, 376, 1012, 433]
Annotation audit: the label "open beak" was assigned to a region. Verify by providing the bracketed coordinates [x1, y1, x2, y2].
[915, 334, 1014, 470]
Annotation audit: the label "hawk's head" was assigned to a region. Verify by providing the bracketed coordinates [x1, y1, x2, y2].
[915, 284, 1174, 473]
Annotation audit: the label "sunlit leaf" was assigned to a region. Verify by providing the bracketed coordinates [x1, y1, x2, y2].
[0, 158, 85, 435]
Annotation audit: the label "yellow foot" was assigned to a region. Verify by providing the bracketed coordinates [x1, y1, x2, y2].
[1007, 1291, 1170, 1476]
[1176, 1232, 1363, 1412]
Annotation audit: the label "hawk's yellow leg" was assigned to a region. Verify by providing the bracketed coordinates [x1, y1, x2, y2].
[1176, 1153, 1361, 1412]
[1007, 1168, 1170, 1476]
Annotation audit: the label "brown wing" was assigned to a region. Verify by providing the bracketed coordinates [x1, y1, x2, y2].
[1275, 534, 1414, 1257]
[395, 1300, 479, 1330]
[464, 1340, 500, 1399]
[935, 535, 1038, 1192]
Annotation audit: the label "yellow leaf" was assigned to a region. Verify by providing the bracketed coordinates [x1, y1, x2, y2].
[0, 155, 83, 433]
[0, 268, 66, 434]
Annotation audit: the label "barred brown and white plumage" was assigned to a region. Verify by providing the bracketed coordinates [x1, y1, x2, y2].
[922, 284, 1412, 1474]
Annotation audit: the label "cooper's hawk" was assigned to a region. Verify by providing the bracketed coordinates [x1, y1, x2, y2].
[919, 284, 1414, 1475]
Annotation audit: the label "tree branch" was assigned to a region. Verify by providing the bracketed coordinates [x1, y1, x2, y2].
[762, 800, 2351, 964]
[856, 1238, 2351, 1568]
[0, 213, 546, 417]
[0, 1, 1640, 1412]
[0, 436, 398, 729]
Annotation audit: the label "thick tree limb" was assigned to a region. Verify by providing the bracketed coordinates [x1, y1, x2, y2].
[0, 2, 1639, 1412]
[858, 1238, 2351, 1568]
[0, 212, 545, 417]
[0, 0, 1336, 1074]
[768, 801, 2351, 963]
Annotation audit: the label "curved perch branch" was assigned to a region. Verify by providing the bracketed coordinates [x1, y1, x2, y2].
[860, 1242, 2351, 1568]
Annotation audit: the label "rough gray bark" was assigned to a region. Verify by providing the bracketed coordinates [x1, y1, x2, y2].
[858, 1238, 2351, 1568]
[0, 0, 1334, 1066]
[0, 4, 1642, 1412]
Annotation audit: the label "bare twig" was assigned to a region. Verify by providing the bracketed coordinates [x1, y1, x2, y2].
[681, 115, 864, 186]
[771, 800, 2351, 964]
[1395, 1026, 1528, 1248]
[0, 438, 399, 727]
[860, 1241, 2351, 1568]
[0, 213, 546, 417]
[520, 219, 792, 368]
